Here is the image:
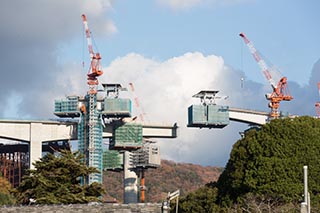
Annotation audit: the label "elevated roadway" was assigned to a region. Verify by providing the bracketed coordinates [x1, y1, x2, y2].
[229, 107, 269, 126]
[0, 119, 77, 169]
[0, 119, 177, 170]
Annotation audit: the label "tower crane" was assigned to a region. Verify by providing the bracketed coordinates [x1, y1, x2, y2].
[81, 14, 104, 184]
[81, 14, 103, 94]
[239, 32, 293, 119]
[128, 82, 146, 122]
[316, 82, 320, 118]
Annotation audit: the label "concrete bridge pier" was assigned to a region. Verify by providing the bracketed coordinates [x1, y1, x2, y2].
[29, 123, 43, 170]
[123, 151, 138, 204]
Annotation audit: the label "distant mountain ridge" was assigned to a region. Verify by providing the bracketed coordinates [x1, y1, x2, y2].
[103, 159, 223, 203]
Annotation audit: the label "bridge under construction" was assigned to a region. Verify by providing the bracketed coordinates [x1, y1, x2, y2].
[0, 17, 302, 205]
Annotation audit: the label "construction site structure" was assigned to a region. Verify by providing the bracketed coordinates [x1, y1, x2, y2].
[53, 14, 178, 203]
[316, 82, 320, 118]
[54, 85, 133, 185]
[0, 143, 29, 188]
[54, 15, 132, 185]
[130, 141, 161, 203]
[79, 14, 104, 184]
[128, 82, 146, 122]
[0, 140, 71, 187]
[188, 90, 229, 128]
[239, 32, 293, 119]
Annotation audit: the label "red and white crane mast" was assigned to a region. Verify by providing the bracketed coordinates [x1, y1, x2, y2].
[81, 14, 104, 184]
[239, 32, 293, 119]
[81, 14, 103, 95]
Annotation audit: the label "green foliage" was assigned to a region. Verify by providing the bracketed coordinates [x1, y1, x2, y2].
[0, 175, 16, 205]
[16, 150, 105, 205]
[217, 116, 320, 206]
[176, 185, 219, 213]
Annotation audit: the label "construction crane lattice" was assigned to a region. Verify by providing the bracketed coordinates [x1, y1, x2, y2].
[239, 32, 293, 119]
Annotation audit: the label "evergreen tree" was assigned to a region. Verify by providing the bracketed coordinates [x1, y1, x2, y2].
[176, 184, 219, 213]
[16, 150, 105, 204]
[217, 116, 320, 206]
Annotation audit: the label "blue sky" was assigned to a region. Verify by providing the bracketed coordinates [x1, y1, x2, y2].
[0, 0, 319, 166]
[92, 0, 320, 85]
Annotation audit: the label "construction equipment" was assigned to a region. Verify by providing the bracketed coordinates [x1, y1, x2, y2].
[239, 32, 293, 119]
[316, 82, 320, 118]
[80, 14, 104, 184]
[128, 82, 146, 122]
[82, 14, 103, 95]
[188, 90, 229, 128]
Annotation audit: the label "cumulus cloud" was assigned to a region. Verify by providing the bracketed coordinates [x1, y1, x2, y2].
[0, 1, 318, 167]
[99, 52, 320, 166]
[100, 52, 268, 166]
[0, 0, 116, 118]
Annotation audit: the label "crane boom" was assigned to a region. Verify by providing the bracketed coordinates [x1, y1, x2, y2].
[81, 14, 103, 94]
[239, 33, 276, 89]
[129, 83, 145, 122]
[81, 14, 94, 59]
[239, 32, 293, 119]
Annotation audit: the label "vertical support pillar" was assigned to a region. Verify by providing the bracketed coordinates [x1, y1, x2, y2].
[140, 170, 145, 203]
[301, 165, 310, 213]
[124, 151, 138, 204]
[304, 166, 308, 203]
[29, 123, 43, 170]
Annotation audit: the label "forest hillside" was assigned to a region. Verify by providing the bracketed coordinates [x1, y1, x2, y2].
[103, 159, 222, 203]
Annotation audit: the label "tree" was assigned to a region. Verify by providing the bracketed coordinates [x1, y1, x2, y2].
[176, 184, 220, 213]
[0, 175, 15, 205]
[217, 116, 320, 207]
[16, 150, 105, 204]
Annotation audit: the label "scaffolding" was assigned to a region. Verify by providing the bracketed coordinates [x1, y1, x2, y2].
[110, 123, 143, 150]
[0, 144, 29, 188]
[130, 144, 160, 169]
[102, 150, 123, 171]
[103, 98, 132, 118]
[78, 94, 103, 185]
[54, 96, 81, 117]
[54, 84, 136, 185]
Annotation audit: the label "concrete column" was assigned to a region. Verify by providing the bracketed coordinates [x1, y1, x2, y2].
[301, 166, 310, 213]
[29, 123, 43, 170]
[123, 151, 138, 204]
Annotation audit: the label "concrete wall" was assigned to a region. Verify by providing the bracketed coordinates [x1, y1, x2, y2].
[0, 203, 163, 213]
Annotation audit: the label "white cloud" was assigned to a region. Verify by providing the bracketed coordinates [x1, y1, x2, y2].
[100, 52, 320, 166]
[100, 52, 265, 166]
[0, 1, 116, 118]
[156, 0, 255, 10]
[157, 0, 203, 10]
[0, 0, 317, 166]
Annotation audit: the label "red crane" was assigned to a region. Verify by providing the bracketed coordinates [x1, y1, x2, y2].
[80, 14, 104, 184]
[239, 32, 293, 119]
[81, 14, 103, 95]
[316, 82, 320, 118]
